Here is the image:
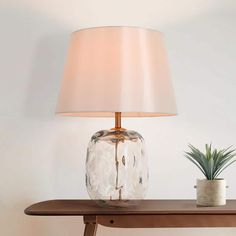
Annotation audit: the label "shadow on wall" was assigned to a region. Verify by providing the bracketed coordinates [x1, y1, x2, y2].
[150, 4, 236, 149]
[0, 4, 71, 120]
[24, 20, 71, 120]
[24, 32, 68, 120]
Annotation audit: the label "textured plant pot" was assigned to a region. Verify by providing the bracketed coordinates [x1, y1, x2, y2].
[196, 179, 226, 206]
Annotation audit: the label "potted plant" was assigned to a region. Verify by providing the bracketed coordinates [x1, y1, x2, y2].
[185, 144, 236, 206]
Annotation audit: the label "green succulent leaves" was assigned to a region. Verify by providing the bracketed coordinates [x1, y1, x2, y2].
[185, 144, 236, 180]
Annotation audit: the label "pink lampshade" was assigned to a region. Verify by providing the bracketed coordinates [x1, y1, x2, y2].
[56, 26, 177, 117]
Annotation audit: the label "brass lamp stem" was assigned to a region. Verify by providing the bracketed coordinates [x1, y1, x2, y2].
[115, 112, 122, 129]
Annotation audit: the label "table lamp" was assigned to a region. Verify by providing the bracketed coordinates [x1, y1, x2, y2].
[56, 26, 177, 207]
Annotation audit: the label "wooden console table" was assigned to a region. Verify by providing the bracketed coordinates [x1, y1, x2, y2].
[25, 200, 236, 236]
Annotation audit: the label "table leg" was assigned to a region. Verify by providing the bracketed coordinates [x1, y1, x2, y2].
[83, 216, 98, 236]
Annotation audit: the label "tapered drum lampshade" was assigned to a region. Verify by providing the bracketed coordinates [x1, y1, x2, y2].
[56, 27, 177, 207]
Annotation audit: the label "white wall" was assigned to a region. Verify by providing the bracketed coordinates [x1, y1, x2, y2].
[1, 0, 236, 235]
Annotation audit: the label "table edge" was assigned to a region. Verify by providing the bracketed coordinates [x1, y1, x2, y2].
[24, 199, 236, 216]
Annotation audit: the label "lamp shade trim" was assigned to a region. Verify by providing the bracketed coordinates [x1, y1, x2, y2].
[56, 111, 177, 117]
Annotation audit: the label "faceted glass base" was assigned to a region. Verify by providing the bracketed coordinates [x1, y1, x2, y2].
[86, 129, 148, 207]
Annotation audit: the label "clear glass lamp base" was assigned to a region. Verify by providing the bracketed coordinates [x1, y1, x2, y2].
[86, 129, 148, 207]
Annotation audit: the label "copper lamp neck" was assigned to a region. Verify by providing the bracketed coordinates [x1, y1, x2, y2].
[115, 112, 122, 129]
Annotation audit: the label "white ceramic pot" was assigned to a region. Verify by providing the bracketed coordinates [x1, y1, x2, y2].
[195, 178, 226, 206]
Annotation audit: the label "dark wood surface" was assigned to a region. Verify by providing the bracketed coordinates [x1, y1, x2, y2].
[25, 199, 236, 233]
[25, 199, 236, 216]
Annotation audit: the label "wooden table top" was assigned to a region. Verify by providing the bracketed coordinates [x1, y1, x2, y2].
[24, 199, 236, 216]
